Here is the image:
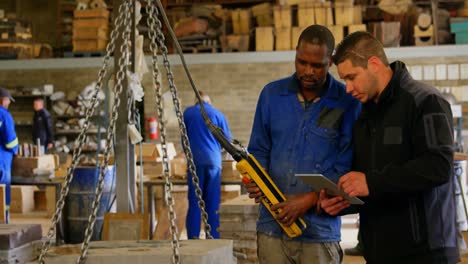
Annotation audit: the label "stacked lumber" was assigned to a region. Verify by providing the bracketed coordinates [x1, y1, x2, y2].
[72, 8, 109, 52]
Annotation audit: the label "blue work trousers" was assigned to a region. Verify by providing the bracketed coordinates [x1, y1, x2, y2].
[186, 165, 221, 239]
[0, 169, 10, 223]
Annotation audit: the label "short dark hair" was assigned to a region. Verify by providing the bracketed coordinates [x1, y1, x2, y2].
[297, 25, 335, 57]
[333, 31, 389, 68]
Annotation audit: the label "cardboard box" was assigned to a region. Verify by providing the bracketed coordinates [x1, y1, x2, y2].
[11, 186, 36, 213]
[135, 143, 176, 162]
[142, 162, 165, 178]
[221, 185, 241, 203]
[12, 155, 56, 177]
[222, 160, 242, 180]
[170, 157, 187, 177]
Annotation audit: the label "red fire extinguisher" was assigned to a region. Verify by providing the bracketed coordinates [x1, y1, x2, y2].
[146, 117, 159, 140]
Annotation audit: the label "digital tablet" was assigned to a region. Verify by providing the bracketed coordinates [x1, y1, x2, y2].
[296, 174, 364, 205]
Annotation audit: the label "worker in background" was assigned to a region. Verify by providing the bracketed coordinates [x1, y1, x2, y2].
[32, 97, 54, 153]
[0, 87, 19, 224]
[320, 31, 460, 263]
[244, 25, 361, 263]
[183, 91, 232, 239]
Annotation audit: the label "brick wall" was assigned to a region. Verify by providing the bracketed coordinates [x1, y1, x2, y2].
[1, 56, 467, 150]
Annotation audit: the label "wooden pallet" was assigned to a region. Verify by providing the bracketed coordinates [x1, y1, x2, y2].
[181, 45, 219, 53]
[63, 51, 106, 58]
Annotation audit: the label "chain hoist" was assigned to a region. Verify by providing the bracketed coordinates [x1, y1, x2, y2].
[146, 0, 214, 245]
[77, 0, 133, 262]
[38, 1, 132, 263]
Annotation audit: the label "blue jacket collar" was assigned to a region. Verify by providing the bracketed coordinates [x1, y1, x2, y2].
[283, 73, 340, 99]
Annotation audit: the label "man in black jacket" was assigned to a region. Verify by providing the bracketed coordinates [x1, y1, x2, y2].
[320, 31, 460, 263]
[32, 97, 54, 153]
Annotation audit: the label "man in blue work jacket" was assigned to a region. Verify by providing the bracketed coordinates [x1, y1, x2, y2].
[0, 87, 19, 223]
[183, 92, 232, 239]
[244, 25, 361, 263]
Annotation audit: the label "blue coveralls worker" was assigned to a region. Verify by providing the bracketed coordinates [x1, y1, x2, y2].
[183, 94, 231, 239]
[0, 87, 19, 223]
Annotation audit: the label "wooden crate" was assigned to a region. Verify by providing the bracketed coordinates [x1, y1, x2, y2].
[73, 27, 108, 39]
[291, 26, 305, 48]
[224, 34, 250, 52]
[275, 27, 292, 51]
[330, 25, 344, 45]
[12, 155, 56, 177]
[315, 2, 333, 26]
[73, 38, 108, 51]
[74, 8, 110, 19]
[11, 186, 36, 214]
[72, 18, 108, 28]
[334, 3, 354, 26]
[348, 24, 367, 34]
[231, 9, 251, 35]
[298, 2, 315, 27]
[353, 5, 363, 24]
[273, 5, 292, 29]
[73, 39, 108, 51]
[252, 3, 273, 27]
[255, 27, 274, 51]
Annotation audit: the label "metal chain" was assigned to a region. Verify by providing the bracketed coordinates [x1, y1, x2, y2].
[37, 2, 129, 263]
[150, 1, 213, 239]
[76, 1, 133, 263]
[145, 2, 180, 263]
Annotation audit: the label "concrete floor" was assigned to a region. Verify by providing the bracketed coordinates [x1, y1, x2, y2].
[9, 212, 468, 264]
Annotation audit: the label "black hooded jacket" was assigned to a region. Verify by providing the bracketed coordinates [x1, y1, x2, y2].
[354, 61, 459, 264]
[32, 108, 54, 147]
